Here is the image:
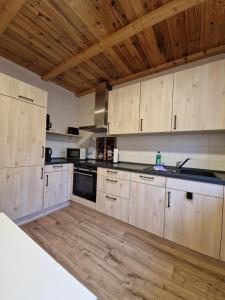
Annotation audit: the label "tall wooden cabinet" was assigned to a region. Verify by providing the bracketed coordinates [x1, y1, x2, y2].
[140, 74, 173, 133]
[108, 83, 140, 134]
[0, 72, 47, 220]
[172, 60, 225, 131]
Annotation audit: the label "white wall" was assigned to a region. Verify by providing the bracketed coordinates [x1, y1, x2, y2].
[0, 57, 78, 157]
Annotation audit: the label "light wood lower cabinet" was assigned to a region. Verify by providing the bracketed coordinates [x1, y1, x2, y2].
[220, 187, 225, 261]
[96, 191, 129, 222]
[0, 166, 44, 220]
[97, 175, 130, 199]
[164, 188, 223, 258]
[129, 181, 165, 237]
[43, 168, 69, 209]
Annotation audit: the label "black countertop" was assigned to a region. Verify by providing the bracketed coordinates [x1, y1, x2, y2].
[45, 158, 225, 185]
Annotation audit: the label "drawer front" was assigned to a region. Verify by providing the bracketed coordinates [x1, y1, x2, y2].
[131, 172, 166, 187]
[97, 175, 130, 199]
[0, 73, 47, 108]
[45, 164, 69, 173]
[97, 167, 130, 180]
[166, 178, 223, 198]
[96, 191, 129, 223]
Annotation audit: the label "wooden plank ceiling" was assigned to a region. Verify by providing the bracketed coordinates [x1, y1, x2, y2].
[0, 0, 225, 96]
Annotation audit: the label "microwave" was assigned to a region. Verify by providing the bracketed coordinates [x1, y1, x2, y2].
[67, 148, 86, 160]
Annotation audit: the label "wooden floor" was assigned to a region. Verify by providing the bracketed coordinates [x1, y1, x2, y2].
[22, 202, 225, 300]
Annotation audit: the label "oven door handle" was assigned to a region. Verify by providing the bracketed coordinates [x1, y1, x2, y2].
[74, 171, 93, 177]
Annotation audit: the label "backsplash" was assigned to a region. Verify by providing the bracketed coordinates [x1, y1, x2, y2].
[117, 133, 225, 171]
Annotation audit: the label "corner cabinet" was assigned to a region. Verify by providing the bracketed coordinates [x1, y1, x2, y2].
[172, 60, 225, 131]
[140, 74, 173, 133]
[108, 83, 140, 134]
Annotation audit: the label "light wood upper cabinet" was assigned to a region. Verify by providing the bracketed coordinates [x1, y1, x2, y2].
[129, 181, 165, 237]
[172, 60, 225, 131]
[0, 166, 44, 220]
[140, 74, 173, 133]
[0, 94, 46, 168]
[108, 83, 140, 134]
[0, 73, 47, 108]
[164, 187, 223, 258]
[43, 168, 69, 209]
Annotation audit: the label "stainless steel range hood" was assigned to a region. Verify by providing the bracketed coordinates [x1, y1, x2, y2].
[79, 82, 110, 133]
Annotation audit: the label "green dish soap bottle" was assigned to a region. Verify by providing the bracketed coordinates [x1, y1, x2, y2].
[155, 151, 161, 166]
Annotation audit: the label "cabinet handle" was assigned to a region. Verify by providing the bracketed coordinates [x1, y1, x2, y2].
[40, 167, 43, 179]
[140, 118, 143, 131]
[107, 170, 117, 174]
[107, 122, 110, 133]
[167, 191, 171, 208]
[140, 175, 154, 180]
[46, 174, 49, 187]
[106, 178, 117, 183]
[41, 146, 45, 158]
[53, 165, 63, 168]
[106, 195, 117, 201]
[18, 95, 34, 102]
[173, 115, 177, 130]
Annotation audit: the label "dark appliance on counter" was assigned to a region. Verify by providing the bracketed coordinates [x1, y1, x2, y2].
[46, 114, 52, 131]
[96, 136, 117, 161]
[67, 127, 79, 135]
[45, 147, 52, 160]
[73, 164, 97, 202]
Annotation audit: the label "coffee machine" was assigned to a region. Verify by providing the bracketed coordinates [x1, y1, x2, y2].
[45, 147, 52, 160]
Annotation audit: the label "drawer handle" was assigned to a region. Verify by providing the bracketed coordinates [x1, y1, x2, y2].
[167, 191, 171, 208]
[53, 165, 63, 168]
[140, 175, 154, 180]
[107, 170, 117, 174]
[106, 195, 117, 201]
[19, 95, 34, 102]
[173, 115, 177, 130]
[106, 178, 117, 183]
[46, 174, 49, 186]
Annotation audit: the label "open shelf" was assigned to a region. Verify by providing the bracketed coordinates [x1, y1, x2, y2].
[46, 130, 83, 139]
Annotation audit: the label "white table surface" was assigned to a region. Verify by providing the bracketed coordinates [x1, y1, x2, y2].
[0, 213, 97, 300]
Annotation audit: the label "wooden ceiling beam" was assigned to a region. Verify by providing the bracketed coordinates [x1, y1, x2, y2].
[42, 0, 207, 81]
[0, 0, 26, 36]
[77, 45, 225, 96]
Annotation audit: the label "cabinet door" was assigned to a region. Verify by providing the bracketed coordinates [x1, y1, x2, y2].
[18, 101, 46, 166]
[173, 60, 225, 131]
[96, 191, 129, 222]
[0, 95, 21, 168]
[0, 95, 46, 168]
[129, 182, 165, 237]
[220, 188, 225, 261]
[0, 166, 44, 220]
[0, 72, 47, 107]
[44, 171, 68, 209]
[108, 83, 140, 134]
[140, 74, 173, 133]
[164, 189, 223, 258]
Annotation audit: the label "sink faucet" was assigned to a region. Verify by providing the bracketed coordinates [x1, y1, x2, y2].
[176, 158, 190, 171]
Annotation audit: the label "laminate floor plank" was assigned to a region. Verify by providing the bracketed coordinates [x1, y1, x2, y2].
[22, 202, 225, 300]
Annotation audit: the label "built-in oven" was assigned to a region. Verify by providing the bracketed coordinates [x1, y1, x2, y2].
[73, 165, 97, 202]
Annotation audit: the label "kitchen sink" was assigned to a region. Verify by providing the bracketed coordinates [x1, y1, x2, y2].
[177, 169, 217, 178]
